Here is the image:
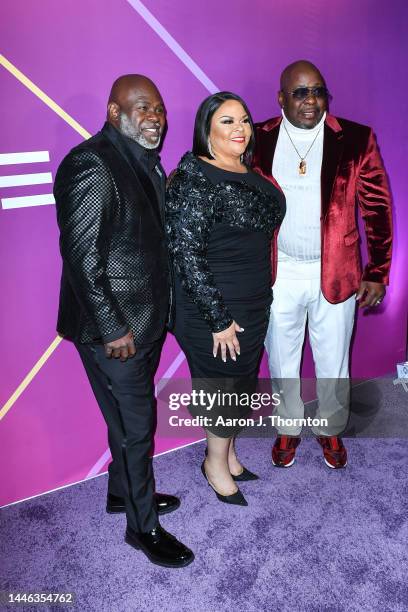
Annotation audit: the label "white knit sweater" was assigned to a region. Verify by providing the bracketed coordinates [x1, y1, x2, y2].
[273, 110, 326, 264]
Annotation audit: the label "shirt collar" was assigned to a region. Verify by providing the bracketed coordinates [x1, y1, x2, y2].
[282, 110, 326, 136]
[109, 123, 160, 170]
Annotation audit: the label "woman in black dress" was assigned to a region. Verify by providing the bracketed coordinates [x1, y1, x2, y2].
[166, 92, 285, 506]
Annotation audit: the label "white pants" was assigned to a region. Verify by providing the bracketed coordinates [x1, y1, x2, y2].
[265, 260, 356, 436]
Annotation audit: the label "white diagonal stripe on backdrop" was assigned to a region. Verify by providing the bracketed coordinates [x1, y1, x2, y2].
[126, 0, 219, 93]
[86, 448, 112, 478]
[155, 350, 186, 395]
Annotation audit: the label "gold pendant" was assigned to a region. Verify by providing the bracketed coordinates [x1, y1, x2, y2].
[299, 159, 306, 175]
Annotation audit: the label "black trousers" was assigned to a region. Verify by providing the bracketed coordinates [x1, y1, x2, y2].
[75, 338, 163, 533]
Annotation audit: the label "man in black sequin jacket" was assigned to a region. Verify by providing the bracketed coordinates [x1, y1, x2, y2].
[53, 75, 194, 568]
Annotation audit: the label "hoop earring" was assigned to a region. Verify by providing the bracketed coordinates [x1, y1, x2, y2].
[208, 140, 215, 159]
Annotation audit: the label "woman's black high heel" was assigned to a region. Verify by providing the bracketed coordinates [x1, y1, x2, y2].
[201, 461, 248, 506]
[204, 447, 259, 482]
[232, 467, 259, 482]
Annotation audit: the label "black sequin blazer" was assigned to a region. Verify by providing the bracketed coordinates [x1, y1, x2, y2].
[54, 123, 169, 345]
[166, 152, 284, 332]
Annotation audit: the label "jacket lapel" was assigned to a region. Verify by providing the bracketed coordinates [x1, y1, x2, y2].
[256, 119, 280, 169]
[254, 118, 283, 193]
[260, 127, 279, 176]
[321, 115, 344, 218]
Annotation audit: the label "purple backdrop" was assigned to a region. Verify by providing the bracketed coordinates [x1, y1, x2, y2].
[1, 0, 407, 507]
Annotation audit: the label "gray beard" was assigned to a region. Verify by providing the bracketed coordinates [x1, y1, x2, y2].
[118, 113, 160, 149]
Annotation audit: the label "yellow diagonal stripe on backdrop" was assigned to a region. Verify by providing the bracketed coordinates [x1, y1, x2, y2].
[0, 54, 91, 139]
[0, 54, 91, 420]
[0, 336, 64, 420]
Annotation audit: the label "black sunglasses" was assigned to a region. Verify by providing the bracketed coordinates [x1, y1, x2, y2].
[284, 86, 331, 101]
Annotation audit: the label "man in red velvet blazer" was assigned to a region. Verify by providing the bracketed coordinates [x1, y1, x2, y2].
[252, 60, 392, 469]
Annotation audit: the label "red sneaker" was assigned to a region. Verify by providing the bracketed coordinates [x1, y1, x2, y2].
[272, 435, 301, 468]
[316, 436, 348, 469]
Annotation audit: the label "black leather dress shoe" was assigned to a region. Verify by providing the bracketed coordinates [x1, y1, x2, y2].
[155, 493, 181, 515]
[125, 524, 194, 568]
[106, 492, 180, 515]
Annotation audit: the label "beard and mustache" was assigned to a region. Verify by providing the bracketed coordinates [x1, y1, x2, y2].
[118, 113, 161, 150]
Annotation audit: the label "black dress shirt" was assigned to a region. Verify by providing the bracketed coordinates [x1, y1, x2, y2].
[116, 128, 166, 221]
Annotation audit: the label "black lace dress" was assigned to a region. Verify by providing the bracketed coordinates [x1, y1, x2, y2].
[166, 152, 285, 435]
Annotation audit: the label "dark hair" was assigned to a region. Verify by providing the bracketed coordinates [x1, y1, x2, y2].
[192, 91, 255, 164]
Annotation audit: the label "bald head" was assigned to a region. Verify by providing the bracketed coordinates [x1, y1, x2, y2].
[280, 60, 325, 91]
[107, 74, 166, 149]
[108, 74, 159, 107]
[278, 60, 328, 129]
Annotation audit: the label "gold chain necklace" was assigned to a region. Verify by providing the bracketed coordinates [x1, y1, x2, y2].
[282, 121, 323, 175]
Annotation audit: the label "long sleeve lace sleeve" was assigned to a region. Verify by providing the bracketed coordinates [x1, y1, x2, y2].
[166, 167, 234, 333]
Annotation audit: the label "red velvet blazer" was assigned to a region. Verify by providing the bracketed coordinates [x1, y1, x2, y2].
[252, 114, 393, 304]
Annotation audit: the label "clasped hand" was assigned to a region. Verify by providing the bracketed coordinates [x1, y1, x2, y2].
[212, 321, 244, 362]
[104, 331, 136, 361]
